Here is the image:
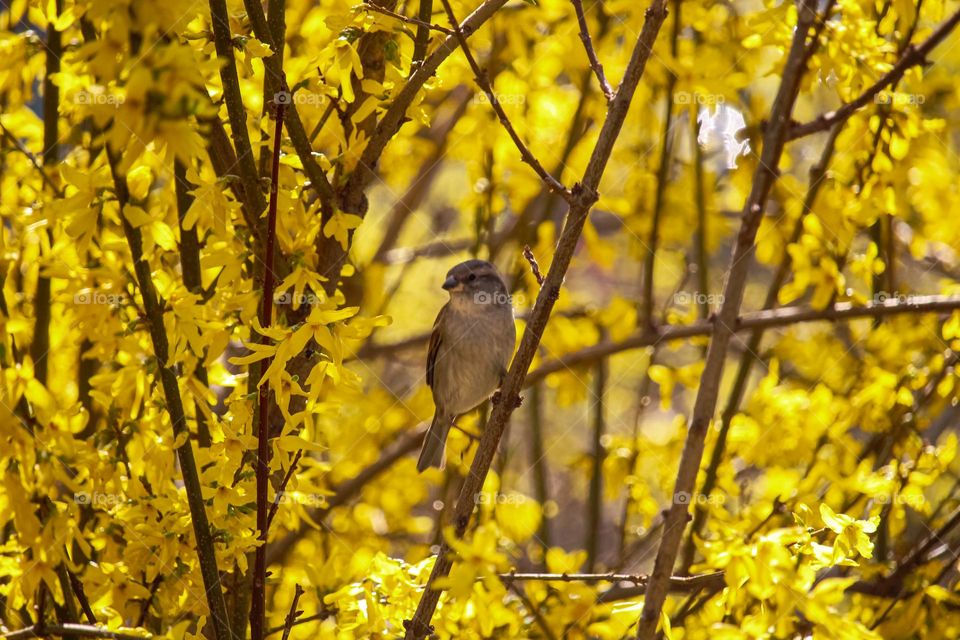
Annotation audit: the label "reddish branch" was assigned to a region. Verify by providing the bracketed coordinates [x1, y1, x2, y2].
[250, 80, 288, 640]
[401, 1, 670, 637]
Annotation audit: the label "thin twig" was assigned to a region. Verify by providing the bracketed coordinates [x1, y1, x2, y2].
[438, 0, 570, 197]
[571, 0, 614, 100]
[365, 3, 453, 35]
[504, 581, 558, 640]
[526, 294, 960, 385]
[280, 585, 305, 640]
[267, 449, 304, 529]
[522, 245, 545, 285]
[110, 151, 231, 640]
[0, 123, 64, 197]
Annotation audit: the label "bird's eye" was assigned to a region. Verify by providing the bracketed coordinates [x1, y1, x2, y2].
[468, 274, 477, 281]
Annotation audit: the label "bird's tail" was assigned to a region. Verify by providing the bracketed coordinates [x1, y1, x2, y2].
[417, 413, 451, 472]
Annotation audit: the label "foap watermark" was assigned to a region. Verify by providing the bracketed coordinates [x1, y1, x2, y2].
[75, 90, 124, 107]
[273, 90, 325, 107]
[73, 290, 125, 306]
[275, 491, 325, 507]
[274, 291, 322, 307]
[874, 91, 925, 106]
[873, 291, 915, 304]
[874, 493, 925, 509]
[674, 91, 725, 106]
[475, 491, 531, 506]
[473, 291, 524, 306]
[674, 491, 726, 506]
[674, 291, 724, 306]
[74, 491, 123, 507]
[474, 92, 526, 106]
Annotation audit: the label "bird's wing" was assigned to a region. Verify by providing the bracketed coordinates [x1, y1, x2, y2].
[426, 304, 446, 389]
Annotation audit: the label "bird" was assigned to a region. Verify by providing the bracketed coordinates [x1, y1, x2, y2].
[417, 259, 516, 472]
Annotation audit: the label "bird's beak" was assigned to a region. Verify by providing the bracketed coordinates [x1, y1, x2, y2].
[442, 275, 460, 291]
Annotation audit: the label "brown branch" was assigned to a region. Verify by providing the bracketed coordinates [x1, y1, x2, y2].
[679, 118, 843, 572]
[438, 0, 569, 197]
[365, 3, 453, 35]
[110, 152, 231, 640]
[1, 626, 149, 640]
[634, 1, 819, 635]
[522, 245, 545, 286]
[571, 0, 614, 100]
[279, 585, 304, 640]
[526, 294, 960, 385]
[788, 7, 960, 140]
[238, 0, 338, 214]
[402, 2, 670, 637]
[250, 79, 288, 640]
[207, 0, 267, 237]
[500, 570, 724, 591]
[267, 449, 303, 530]
[847, 506, 960, 597]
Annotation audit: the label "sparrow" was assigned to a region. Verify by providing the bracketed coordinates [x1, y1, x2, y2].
[417, 259, 516, 472]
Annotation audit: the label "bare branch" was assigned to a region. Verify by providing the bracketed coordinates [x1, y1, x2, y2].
[571, 0, 614, 100]
[499, 570, 724, 591]
[438, 0, 569, 197]
[1, 626, 150, 640]
[365, 3, 453, 35]
[279, 585, 305, 640]
[522, 245, 545, 285]
[250, 81, 289, 640]
[526, 294, 960, 385]
[634, 1, 823, 635]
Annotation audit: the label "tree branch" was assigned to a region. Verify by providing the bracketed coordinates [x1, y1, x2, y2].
[109, 154, 231, 640]
[526, 294, 960, 385]
[634, 1, 820, 635]
[402, 2, 670, 636]
[250, 81, 288, 640]
[788, 7, 960, 140]
[438, 0, 569, 197]
[1, 626, 149, 640]
[499, 570, 724, 591]
[571, 0, 614, 100]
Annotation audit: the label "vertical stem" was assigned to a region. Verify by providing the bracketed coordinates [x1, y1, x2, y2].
[678, 121, 842, 573]
[528, 383, 551, 552]
[691, 117, 709, 324]
[585, 355, 607, 571]
[635, 2, 817, 635]
[640, 0, 681, 328]
[111, 156, 231, 640]
[32, 0, 63, 385]
[258, 0, 286, 178]
[250, 80, 287, 640]
[412, 0, 433, 70]
[174, 160, 212, 448]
